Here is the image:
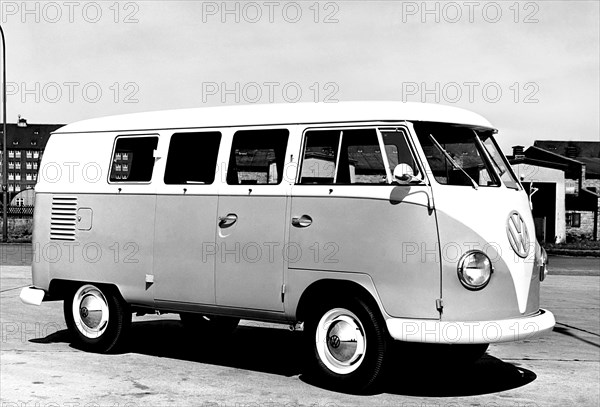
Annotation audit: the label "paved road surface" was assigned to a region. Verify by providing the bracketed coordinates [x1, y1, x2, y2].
[1, 244, 599, 406]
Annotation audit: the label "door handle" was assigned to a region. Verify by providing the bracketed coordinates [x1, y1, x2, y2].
[218, 213, 238, 228]
[292, 215, 312, 228]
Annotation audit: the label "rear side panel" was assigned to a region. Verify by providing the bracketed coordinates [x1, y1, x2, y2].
[37, 193, 156, 305]
[33, 131, 157, 305]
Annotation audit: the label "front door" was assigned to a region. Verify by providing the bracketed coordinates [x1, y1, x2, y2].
[288, 126, 440, 319]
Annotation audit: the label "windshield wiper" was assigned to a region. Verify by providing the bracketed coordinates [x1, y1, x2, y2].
[429, 134, 479, 190]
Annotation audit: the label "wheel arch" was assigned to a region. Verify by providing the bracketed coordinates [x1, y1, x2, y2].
[295, 278, 386, 325]
[49, 279, 125, 303]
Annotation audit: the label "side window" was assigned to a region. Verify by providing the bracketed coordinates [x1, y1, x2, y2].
[164, 132, 221, 184]
[299, 130, 340, 184]
[300, 128, 416, 185]
[109, 136, 158, 182]
[380, 129, 420, 178]
[226, 129, 289, 185]
[339, 129, 387, 184]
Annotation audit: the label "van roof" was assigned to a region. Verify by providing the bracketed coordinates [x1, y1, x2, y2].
[55, 101, 494, 134]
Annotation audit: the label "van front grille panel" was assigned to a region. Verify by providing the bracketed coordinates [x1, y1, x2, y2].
[50, 196, 78, 241]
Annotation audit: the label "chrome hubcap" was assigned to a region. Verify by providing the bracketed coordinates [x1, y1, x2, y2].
[316, 308, 366, 375]
[72, 285, 109, 339]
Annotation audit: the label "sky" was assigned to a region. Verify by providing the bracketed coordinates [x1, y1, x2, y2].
[1, 0, 598, 153]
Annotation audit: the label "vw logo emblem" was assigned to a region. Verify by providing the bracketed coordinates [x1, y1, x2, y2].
[80, 307, 89, 318]
[507, 211, 530, 258]
[329, 335, 341, 349]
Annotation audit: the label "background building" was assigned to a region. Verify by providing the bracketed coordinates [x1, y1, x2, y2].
[0, 117, 63, 205]
[509, 141, 600, 242]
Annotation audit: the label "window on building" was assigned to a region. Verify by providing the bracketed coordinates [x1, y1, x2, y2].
[109, 136, 159, 182]
[8, 151, 14, 158]
[8, 173, 14, 180]
[164, 132, 222, 185]
[26, 162, 32, 170]
[33, 162, 38, 170]
[566, 212, 581, 228]
[8, 162, 14, 169]
[15, 174, 21, 181]
[32, 173, 37, 181]
[15, 185, 21, 192]
[33, 152, 39, 159]
[26, 174, 32, 181]
[15, 162, 21, 170]
[15, 151, 21, 158]
[227, 129, 289, 185]
[26, 151, 32, 159]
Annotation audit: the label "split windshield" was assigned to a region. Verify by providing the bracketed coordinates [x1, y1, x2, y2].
[413, 122, 520, 190]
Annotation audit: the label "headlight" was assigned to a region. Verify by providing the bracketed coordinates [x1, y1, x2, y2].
[457, 251, 493, 290]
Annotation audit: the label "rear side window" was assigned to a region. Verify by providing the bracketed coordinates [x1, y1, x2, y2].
[110, 136, 158, 182]
[164, 132, 221, 184]
[299, 130, 340, 184]
[226, 129, 289, 185]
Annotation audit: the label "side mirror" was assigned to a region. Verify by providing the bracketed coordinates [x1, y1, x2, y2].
[393, 163, 421, 184]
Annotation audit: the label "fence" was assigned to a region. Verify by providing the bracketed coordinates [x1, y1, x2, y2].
[0, 205, 35, 218]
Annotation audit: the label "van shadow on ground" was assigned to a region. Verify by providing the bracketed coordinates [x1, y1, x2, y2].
[32, 319, 536, 397]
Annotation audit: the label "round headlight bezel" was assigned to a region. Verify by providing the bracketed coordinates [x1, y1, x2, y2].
[457, 250, 493, 290]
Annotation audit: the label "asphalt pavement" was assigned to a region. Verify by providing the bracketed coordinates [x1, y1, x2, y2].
[1, 244, 599, 406]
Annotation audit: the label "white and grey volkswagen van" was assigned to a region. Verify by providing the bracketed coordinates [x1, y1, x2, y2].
[20, 102, 555, 391]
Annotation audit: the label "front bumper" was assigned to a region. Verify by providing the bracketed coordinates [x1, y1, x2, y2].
[20, 286, 46, 306]
[386, 308, 555, 344]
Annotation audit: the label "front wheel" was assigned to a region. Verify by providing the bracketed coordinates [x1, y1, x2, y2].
[64, 284, 131, 353]
[304, 297, 388, 392]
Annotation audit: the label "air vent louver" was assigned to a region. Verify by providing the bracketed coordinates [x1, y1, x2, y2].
[50, 196, 78, 241]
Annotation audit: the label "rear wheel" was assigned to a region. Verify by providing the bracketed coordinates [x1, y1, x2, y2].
[64, 284, 131, 353]
[179, 313, 240, 335]
[304, 297, 388, 392]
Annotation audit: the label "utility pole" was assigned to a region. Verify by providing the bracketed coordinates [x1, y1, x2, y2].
[1, 25, 7, 242]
